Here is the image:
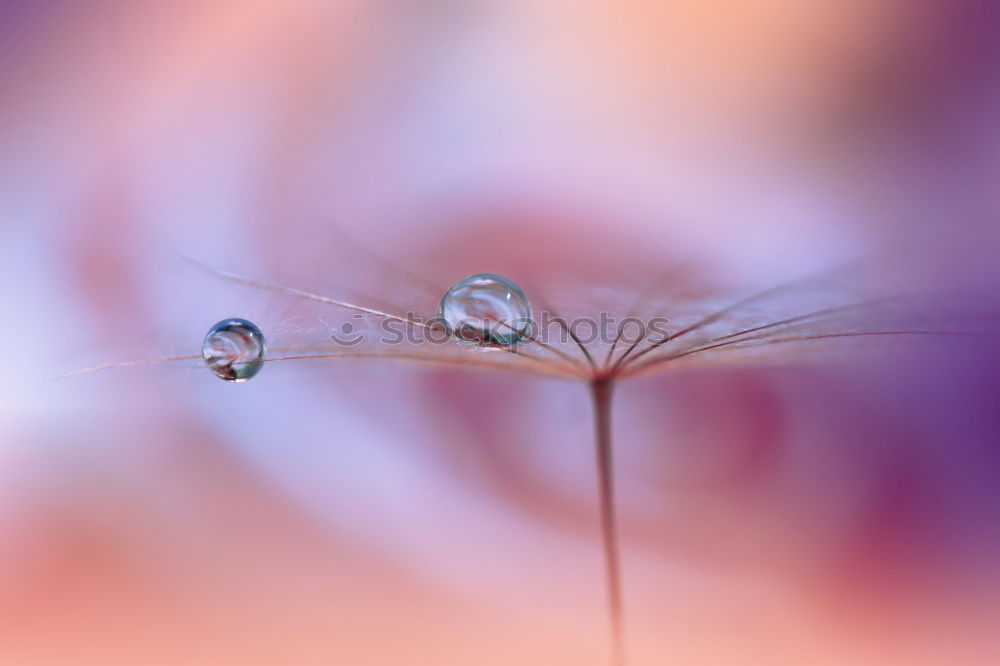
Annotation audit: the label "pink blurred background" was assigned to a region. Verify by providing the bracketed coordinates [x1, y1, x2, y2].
[3, 1, 1000, 664]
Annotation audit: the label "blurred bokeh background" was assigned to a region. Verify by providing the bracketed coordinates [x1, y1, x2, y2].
[2, 1, 999, 664]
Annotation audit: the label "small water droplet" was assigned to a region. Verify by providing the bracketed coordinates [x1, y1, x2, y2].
[202, 318, 266, 382]
[438, 274, 531, 347]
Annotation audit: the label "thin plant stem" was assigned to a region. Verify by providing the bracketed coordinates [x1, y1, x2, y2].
[623, 329, 991, 376]
[591, 378, 626, 666]
[611, 258, 862, 372]
[183, 255, 583, 372]
[543, 312, 596, 372]
[260, 349, 580, 379]
[497, 318, 590, 374]
[604, 320, 628, 370]
[53, 354, 202, 379]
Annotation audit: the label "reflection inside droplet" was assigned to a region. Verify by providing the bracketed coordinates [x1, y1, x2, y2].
[202, 318, 266, 382]
[438, 274, 531, 347]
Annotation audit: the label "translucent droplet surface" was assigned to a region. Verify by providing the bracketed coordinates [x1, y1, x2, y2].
[202, 318, 266, 382]
[438, 274, 531, 347]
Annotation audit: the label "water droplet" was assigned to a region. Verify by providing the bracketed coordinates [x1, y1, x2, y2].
[438, 274, 531, 347]
[202, 318, 266, 382]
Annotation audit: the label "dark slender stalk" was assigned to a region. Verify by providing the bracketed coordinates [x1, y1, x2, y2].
[591, 378, 626, 666]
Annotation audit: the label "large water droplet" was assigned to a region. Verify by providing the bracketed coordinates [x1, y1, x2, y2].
[438, 274, 531, 347]
[202, 318, 266, 382]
